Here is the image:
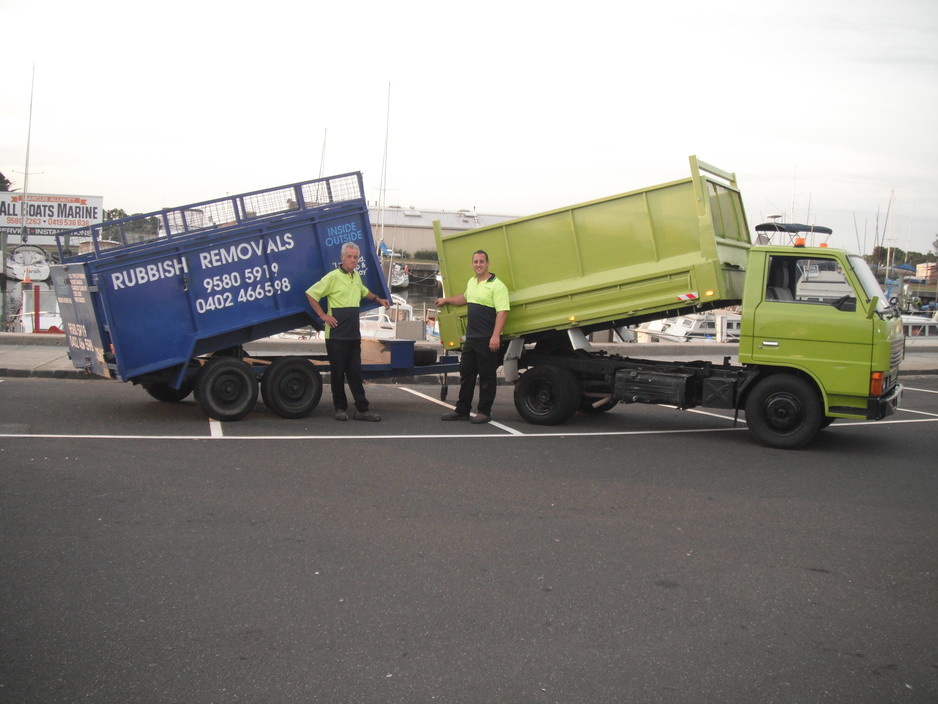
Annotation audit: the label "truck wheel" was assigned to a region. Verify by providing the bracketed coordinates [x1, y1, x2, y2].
[261, 357, 322, 419]
[744, 375, 821, 450]
[514, 365, 581, 425]
[143, 380, 194, 403]
[196, 358, 258, 421]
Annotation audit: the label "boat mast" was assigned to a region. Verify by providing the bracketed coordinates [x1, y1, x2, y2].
[1, 63, 37, 330]
[21, 65, 37, 245]
[318, 128, 327, 179]
[377, 83, 391, 261]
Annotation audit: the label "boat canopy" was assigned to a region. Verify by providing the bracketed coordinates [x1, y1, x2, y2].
[755, 222, 833, 235]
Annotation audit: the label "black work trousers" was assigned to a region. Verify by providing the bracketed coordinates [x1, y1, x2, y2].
[455, 337, 499, 416]
[325, 338, 369, 412]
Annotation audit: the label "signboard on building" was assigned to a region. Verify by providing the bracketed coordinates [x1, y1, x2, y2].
[0, 192, 104, 243]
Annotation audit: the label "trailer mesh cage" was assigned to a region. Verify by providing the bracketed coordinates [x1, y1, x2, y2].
[55, 172, 365, 261]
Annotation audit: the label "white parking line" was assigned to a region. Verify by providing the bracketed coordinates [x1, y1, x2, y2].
[399, 386, 525, 435]
[897, 408, 938, 418]
[0, 427, 750, 441]
[2, 418, 936, 441]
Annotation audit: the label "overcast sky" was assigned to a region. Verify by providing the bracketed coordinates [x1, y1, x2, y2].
[2, 0, 936, 254]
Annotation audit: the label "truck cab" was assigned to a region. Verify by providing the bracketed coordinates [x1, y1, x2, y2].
[739, 241, 903, 442]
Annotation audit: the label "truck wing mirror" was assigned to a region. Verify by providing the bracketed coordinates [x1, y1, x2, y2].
[863, 295, 880, 319]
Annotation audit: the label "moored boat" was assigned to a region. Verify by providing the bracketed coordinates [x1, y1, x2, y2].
[635, 310, 741, 343]
[901, 313, 938, 344]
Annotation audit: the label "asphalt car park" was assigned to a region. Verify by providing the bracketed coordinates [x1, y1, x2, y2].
[2, 375, 937, 443]
[2, 375, 937, 703]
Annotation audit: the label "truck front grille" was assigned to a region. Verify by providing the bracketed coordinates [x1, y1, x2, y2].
[891, 337, 904, 370]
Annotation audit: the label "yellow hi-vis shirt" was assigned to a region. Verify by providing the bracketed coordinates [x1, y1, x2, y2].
[306, 267, 369, 340]
[464, 273, 510, 339]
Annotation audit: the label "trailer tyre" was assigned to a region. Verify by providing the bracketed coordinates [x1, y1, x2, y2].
[744, 375, 821, 450]
[196, 358, 258, 422]
[261, 357, 323, 419]
[514, 365, 581, 425]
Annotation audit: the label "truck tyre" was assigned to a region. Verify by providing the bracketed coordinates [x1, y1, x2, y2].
[514, 365, 581, 425]
[261, 357, 322, 419]
[143, 380, 194, 403]
[744, 375, 822, 450]
[196, 358, 258, 421]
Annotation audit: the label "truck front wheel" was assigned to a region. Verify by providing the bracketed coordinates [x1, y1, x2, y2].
[514, 365, 581, 425]
[196, 358, 258, 421]
[744, 375, 822, 450]
[261, 357, 322, 419]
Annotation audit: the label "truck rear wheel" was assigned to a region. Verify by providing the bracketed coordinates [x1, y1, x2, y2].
[196, 358, 258, 421]
[744, 375, 821, 450]
[514, 365, 581, 425]
[261, 357, 323, 419]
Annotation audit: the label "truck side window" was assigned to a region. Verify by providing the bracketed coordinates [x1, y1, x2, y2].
[766, 255, 856, 311]
[766, 257, 796, 301]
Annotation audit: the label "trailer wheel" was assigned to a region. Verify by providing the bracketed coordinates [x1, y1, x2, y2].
[514, 365, 581, 425]
[196, 358, 258, 421]
[261, 357, 322, 419]
[744, 375, 822, 450]
[143, 381, 194, 403]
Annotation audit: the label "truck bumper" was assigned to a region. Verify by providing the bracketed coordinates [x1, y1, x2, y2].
[869, 383, 902, 420]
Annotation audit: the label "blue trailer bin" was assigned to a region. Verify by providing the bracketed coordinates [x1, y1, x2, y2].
[50, 172, 402, 420]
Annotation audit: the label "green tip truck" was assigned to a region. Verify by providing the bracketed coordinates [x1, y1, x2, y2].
[433, 157, 903, 449]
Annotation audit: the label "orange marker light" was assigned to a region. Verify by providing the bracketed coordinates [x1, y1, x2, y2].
[705, 290, 715, 297]
[870, 371, 884, 397]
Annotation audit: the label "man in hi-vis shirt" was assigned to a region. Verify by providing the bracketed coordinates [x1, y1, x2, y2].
[307, 242, 389, 422]
[436, 250, 510, 424]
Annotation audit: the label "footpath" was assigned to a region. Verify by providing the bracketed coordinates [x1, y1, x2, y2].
[1, 332, 936, 380]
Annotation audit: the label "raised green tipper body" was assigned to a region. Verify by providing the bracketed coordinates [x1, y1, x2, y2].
[435, 157, 750, 344]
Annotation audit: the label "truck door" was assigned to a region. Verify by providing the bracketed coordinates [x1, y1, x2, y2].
[749, 253, 872, 398]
